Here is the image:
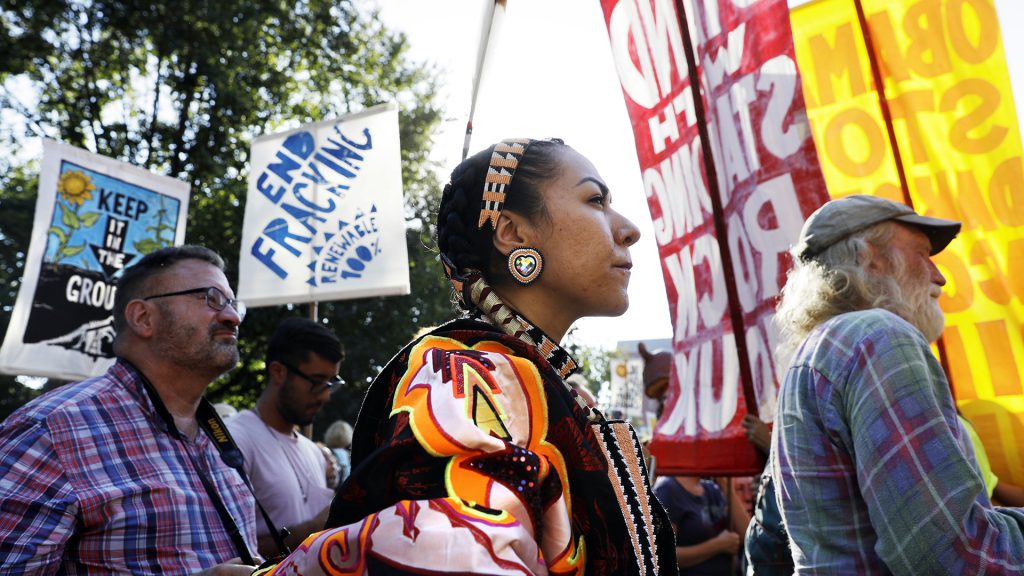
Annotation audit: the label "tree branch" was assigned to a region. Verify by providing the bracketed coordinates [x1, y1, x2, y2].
[70, 5, 104, 152]
[168, 59, 199, 176]
[144, 52, 165, 165]
[0, 88, 51, 140]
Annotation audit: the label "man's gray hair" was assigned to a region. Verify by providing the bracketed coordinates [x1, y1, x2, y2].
[775, 220, 915, 358]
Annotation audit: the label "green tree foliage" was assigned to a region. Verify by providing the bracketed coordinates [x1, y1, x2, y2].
[0, 0, 458, 429]
[564, 329, 610, 398]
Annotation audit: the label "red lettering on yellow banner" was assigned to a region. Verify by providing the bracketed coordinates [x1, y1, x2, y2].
[1008, 238, 1024, 300]
[976, 319, 1023, 396]
[936, 235, 1024, 314]
[941, 326, 975, 399]
[824, 108, 886, 176]
[888, 90, 934, 163]
[903, 1, 951, 78]
[942, 78, 1006, 154]
[876, 0, 999, 78]
[989, 158, 1024, 226]
[970, 240, 1009, 305]
[946, 0, 999, 64]
[793, 0, 1024, 442]
[950, 169, 996, 230]
[935, 249, 971, 313]
[807, 22, 866, 107]
[866, 10, 908, 82]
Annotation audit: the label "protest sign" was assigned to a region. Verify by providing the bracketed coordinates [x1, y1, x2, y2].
[0, 139, 189, 380]
[792, 0, 1024, 484]
[600, 0, 829, 474]
[238, 103, 409, 307]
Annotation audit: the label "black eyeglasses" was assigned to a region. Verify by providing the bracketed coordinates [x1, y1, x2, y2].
[278, 360, 344, 393]
[143, 286, 247, 321]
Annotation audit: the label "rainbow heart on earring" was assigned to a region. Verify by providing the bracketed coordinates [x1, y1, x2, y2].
[515, 255, 536, 276]
[507, 246, 544, 285]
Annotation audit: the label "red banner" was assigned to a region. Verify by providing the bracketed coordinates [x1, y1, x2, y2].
[599, 0, 829, 474]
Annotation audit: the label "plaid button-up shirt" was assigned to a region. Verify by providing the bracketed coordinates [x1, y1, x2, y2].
[0, 360, 257, 574]
[773, 309, 1024, 575]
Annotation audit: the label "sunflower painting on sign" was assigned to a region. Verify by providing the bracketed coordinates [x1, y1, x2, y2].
[0, 140, 190, 381]
[50, 170, 102, 266]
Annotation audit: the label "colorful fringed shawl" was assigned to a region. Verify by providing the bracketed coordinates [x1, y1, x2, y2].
[256, 307, 676, 575]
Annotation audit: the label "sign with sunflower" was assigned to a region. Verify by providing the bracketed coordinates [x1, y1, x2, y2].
[0, 139, 190, 380]
[238, 103, 409, 307]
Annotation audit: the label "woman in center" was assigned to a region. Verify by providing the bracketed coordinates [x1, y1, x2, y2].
[259, 138, 677, 575]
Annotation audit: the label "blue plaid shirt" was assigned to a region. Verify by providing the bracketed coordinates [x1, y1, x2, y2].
[0, 360, 257, 574]
[773, 309, 1024, 574]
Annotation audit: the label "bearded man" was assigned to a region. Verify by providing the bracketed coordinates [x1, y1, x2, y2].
[770, 195, 1024, 574]
[0, 245, 257, 574]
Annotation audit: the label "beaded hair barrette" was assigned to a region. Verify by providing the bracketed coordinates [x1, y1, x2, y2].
[477, 138, 532, 230]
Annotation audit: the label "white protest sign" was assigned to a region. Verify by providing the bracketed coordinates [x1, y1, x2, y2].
[238, 103, 409, 307]
[0, 139, 190, 380]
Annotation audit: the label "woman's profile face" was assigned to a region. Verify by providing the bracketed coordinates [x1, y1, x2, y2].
[526, 148, 641, 321]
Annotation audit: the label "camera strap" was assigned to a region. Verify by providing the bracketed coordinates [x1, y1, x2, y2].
[130, 363, 291, 563]
[195, 399, 292, 558]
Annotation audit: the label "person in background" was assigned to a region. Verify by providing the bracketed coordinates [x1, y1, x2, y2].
[227, 317, 342, 560]
[740, 414, 770, 455]
[772, 195, 1024, 573]
[655, 474, 743, 575]
[565, 373, 597, 409]
[957, 412, 1024, 507]
[741, 411, 792, 576]
[732, 476, 755, 519]
[256, 138, 677, 574]
[0, 245, 257, 574]
[323, 419, 353, 486]
[316, 441, 341, 489]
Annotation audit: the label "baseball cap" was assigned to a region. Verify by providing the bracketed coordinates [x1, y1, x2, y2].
[794, 195, 961, 262]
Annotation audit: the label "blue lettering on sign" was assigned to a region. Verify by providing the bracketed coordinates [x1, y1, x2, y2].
[308, 204, 381, 286]
[249, 124, 376, 280]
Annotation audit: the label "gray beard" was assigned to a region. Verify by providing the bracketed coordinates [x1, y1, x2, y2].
[886, 255, 946, 343]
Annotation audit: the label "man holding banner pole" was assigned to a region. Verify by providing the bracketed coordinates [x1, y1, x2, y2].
[0, 245, 258, 574]
[771, 195, 1024, 574]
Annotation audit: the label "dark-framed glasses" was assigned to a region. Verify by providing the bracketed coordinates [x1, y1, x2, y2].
[277, 360, 344, 393]
[143, 286, 247, 321]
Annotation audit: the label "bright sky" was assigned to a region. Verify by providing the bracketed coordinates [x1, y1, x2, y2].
[375, 0, 670, 349]
[377, 0, 1024, 350]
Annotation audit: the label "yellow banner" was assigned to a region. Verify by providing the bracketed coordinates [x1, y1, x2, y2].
[792, 0, 1024, 491]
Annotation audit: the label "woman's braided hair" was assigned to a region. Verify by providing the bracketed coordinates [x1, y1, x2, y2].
[436, 138, 567, 308]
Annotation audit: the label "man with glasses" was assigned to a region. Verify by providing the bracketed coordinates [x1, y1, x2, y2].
[0, 245, 257, 574]
[227, 317, 343, 559]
